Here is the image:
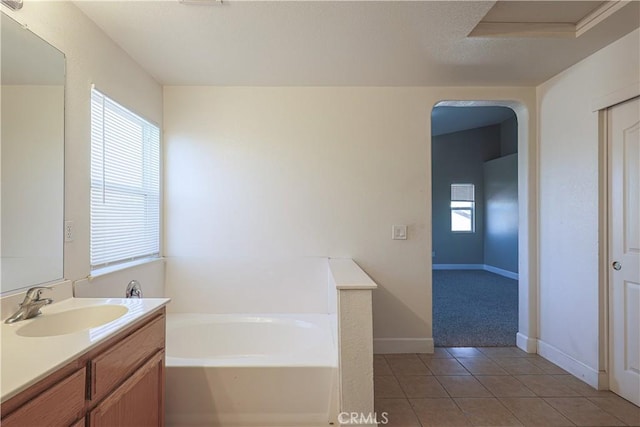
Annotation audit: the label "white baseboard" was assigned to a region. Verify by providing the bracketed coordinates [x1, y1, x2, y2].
[483, 265, 519, 280]
[537, 340, 601, 388]
[433, 264, 519, 280]
[516, 332, 537, 353]
[433, 264, 485, 270]
[374, 338, 434, 354]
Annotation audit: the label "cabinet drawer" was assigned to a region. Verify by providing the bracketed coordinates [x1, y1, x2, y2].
[91, 315, 164, 401]
[2, 368, 86, 427]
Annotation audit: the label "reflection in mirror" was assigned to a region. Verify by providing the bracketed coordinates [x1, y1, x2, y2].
[1, 0, 23, 10]
[1, 13, 65, 293]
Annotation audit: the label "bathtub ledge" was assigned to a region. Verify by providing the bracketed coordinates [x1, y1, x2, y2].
[328, 258, 378, 290]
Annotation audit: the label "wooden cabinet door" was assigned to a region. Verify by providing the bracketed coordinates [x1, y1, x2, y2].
[89, 351, 164, 427]
[91, 315, 165, 402]
[71, 418, 86, 427]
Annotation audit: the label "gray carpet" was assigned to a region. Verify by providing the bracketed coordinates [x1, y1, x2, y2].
[433, 270, 518, 347]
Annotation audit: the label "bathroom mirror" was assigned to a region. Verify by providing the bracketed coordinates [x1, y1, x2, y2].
[1, 12, 65, 293]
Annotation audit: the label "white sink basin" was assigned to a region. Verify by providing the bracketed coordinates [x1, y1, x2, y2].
[16, 305, 129, 337]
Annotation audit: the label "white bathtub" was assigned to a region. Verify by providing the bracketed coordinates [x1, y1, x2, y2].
[165, 313, 339, 427]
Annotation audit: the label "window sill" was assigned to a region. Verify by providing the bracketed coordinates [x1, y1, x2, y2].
[89, 257, 165, 280]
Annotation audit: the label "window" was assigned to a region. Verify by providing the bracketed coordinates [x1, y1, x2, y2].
[451, 183, 475, 232]
[90, 88, 160, 270]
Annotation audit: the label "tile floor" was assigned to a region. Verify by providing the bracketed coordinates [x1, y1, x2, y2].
[374, 347, 640, 426]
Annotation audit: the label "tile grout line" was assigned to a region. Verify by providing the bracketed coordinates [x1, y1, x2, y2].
[435, 353, 527, 427]
[584, 396, 630, 423]
[376, 348, 638, 427]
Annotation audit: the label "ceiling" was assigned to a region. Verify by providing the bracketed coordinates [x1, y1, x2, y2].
[481, 1, 606, 23]
[432, 106, 515, 137]
[74, 1, 640, 86]
[468, 1, 626, 37]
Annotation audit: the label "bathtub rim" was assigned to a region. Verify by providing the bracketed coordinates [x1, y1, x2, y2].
[165, 312, 338, 368]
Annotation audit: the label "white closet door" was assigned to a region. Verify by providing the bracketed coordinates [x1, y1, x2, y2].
[609, 97, 640, 406]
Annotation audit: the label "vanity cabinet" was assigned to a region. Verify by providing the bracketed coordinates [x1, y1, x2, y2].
[1, 308, 165, 427]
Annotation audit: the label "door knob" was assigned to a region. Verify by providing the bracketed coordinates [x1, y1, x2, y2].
[612, 261, 622, 271]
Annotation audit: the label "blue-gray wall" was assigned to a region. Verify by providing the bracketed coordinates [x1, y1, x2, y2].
[483, 153, 519, 273]
[500, 116, 518, 156]
[432, 112, 518, 271]
[431, 125, 501, 264]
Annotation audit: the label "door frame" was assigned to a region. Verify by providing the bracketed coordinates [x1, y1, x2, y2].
[431, 100, 537, 352]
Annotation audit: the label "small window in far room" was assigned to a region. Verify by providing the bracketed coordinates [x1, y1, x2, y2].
[90, 88, 160, 270]
[450, 183, 475, 233]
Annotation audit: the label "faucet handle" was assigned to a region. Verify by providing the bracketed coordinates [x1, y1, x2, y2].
[24, 286, 53, 302]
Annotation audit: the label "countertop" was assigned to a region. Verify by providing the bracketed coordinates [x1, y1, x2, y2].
[0, 297, 170, 402]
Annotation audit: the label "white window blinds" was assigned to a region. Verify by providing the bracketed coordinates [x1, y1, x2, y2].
[90, 88, 160, 269]
[451, 183, 475, 202]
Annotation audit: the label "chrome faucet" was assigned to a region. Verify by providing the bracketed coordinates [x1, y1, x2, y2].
[125, 280, 142, 298]
[4, 286, 54, 324]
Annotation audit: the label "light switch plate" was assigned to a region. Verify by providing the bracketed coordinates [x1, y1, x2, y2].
[392, 225, 407, 240]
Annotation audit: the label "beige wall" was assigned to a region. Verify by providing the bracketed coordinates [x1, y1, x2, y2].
[3, 1, 637, 366]
[1, 85, 64, 289]
[164, 86, 536, 348]
[537, 28, 639, 385]
[1, 2, 164, 296]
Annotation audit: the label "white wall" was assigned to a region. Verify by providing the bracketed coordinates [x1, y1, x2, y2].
[537, 28, 639, 384]
[164, 86, 536, 347]
[1, 3, 164, 296]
